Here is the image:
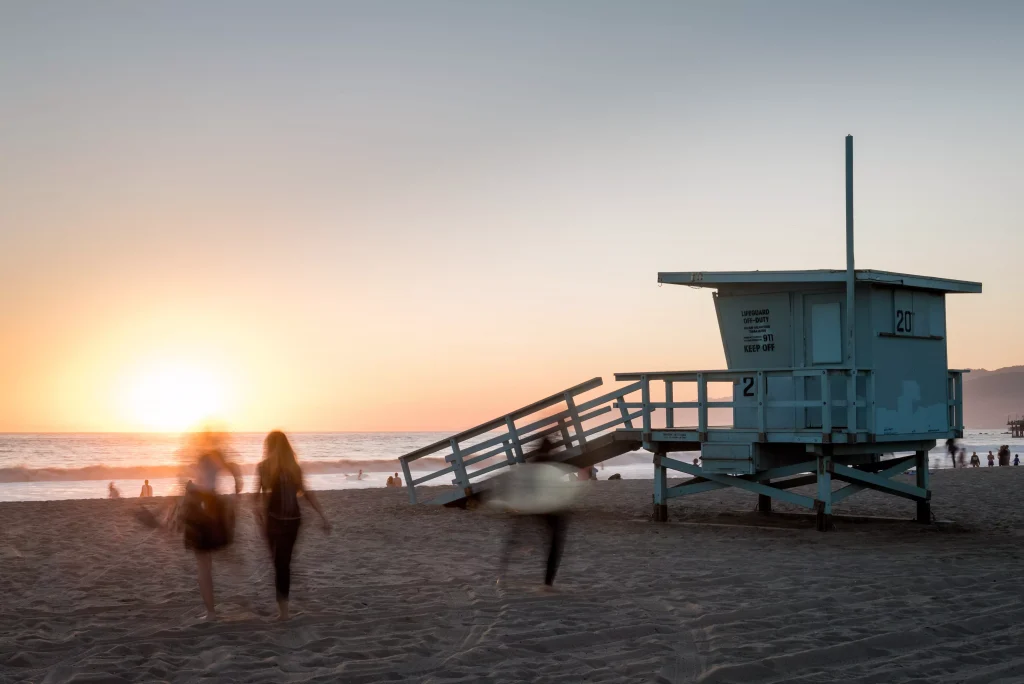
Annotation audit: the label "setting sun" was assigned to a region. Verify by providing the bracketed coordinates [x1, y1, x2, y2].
[126, 363, 229, 432]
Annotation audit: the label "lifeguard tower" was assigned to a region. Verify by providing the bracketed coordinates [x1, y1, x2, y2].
[398, 137, 980, 530]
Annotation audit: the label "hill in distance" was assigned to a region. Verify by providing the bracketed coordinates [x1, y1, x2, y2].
[962, 366, 1024, 429]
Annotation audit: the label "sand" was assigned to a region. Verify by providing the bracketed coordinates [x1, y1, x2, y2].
[2, 467, 1024, 683]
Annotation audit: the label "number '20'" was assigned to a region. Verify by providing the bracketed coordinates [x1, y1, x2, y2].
[896, 309, 914, 333]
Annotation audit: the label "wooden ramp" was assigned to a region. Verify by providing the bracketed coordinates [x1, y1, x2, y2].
[398, 378, 646, 506]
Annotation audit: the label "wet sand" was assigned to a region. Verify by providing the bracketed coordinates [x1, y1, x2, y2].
[2, 467, 1024, 683]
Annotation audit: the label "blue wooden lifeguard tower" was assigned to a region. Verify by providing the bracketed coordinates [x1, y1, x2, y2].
[398, 137, 981, 530]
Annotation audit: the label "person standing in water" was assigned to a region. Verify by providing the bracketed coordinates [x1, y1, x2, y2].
[180, 430, 243, 620]
[254, 431, 331, 621]
[987, 451, 995, 467]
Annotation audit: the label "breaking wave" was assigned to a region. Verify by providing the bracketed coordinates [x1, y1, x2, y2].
[0, 457, 456, 483]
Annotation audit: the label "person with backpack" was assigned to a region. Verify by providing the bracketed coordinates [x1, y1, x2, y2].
[254, 431, 331, 620]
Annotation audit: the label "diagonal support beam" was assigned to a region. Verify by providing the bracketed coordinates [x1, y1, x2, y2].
[830, 460, 929, 502]
[659, 455, 818, 510]
[667, 478, 728, 498]
[772, 474, 818, 490]
[832, 455, 916, 503]
[665, 461, 821, 500]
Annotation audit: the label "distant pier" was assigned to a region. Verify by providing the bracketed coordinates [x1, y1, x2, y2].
[1010, 417, 1024, 438]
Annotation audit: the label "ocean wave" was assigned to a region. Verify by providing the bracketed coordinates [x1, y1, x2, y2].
[0, 457, 455, 483]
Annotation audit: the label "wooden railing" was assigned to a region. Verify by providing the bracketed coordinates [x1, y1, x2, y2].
[948, 369, 965, 435]
[398, 377, 647, 504]
[400, 367, 968, 503]
[614, 367, 875, 442]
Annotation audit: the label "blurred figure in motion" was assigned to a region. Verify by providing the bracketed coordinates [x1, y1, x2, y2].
[180, 429, 243, 620]
[254, 431, 331, 621]
[108, 481, 121, 498]
[492, 439, 577, 591]
[946, 438, 958, 469]
[958, 448, 967, 468]
[139, 479, 153, 497]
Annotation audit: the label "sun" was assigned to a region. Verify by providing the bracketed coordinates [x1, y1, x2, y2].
[128, 363, 228, 432]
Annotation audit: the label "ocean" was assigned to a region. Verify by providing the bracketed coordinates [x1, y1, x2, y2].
[0, 429, 1021, 502]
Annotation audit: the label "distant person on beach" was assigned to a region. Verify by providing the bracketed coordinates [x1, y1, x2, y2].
[1015, 454, 1020, 466]
[946, 438, 958, 468]
[254, 431, 331, 621]
[108, 482, 121, 498]
[386, 475, 395, 487]
[987, 451, 995, 467]
[495, 439, 572, 591]
[958, 449, 967, 468]
[180, 430, 244, 620]
[393, 472, 402, 487]
[357, 469, 365, 480]
[970, 452, 980, 467]
[139, 480, 153, 497]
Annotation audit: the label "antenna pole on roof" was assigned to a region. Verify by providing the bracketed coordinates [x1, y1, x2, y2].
[846, 135, 856, 372]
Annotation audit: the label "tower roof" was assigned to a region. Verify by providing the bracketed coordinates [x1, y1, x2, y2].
[657, 269, 981, 294]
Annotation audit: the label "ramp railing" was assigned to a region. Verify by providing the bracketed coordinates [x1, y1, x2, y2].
[398, 377, 647, 504]
[614, 367, 876, 443]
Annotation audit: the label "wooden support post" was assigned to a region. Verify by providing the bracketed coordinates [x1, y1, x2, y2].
[619, 402, 634, 429]
[757, 477, 772, 515]
[564, 392, 587, 450]
[641, 375, 651, 435]
[820, 371, 832, 440]
[915, 449, 931, 524]
[399, 458, 416, 504]
[847, 369, 858, 439]
[505, 416, 525, 463]
[950, 374, 958, 432]
[665, 380, 674, 429]
[816, 454, 833, 531]
[653, 453, 668, 522]
[756, 371, 766, 438]
[696, 373, 707, 437]
[449, 438, 472, 495]
[558, 419, 572, 450]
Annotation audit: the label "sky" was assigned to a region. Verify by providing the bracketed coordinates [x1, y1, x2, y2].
[1, 1, 1021, 432]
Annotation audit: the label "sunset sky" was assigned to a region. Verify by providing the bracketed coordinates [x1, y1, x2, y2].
[1, 1, 1021, 432]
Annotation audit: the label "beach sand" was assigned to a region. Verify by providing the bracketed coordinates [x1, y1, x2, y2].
[2, 468, 1024, 683]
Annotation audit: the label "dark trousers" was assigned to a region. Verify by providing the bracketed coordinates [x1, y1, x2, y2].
[266, 516, 301, 600]
[500, 512, 567, 586]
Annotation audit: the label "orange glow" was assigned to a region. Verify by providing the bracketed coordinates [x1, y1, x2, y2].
[120, 362, 231, 433]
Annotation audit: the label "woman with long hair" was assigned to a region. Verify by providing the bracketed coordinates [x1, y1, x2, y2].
[254, 430, 330, 620]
